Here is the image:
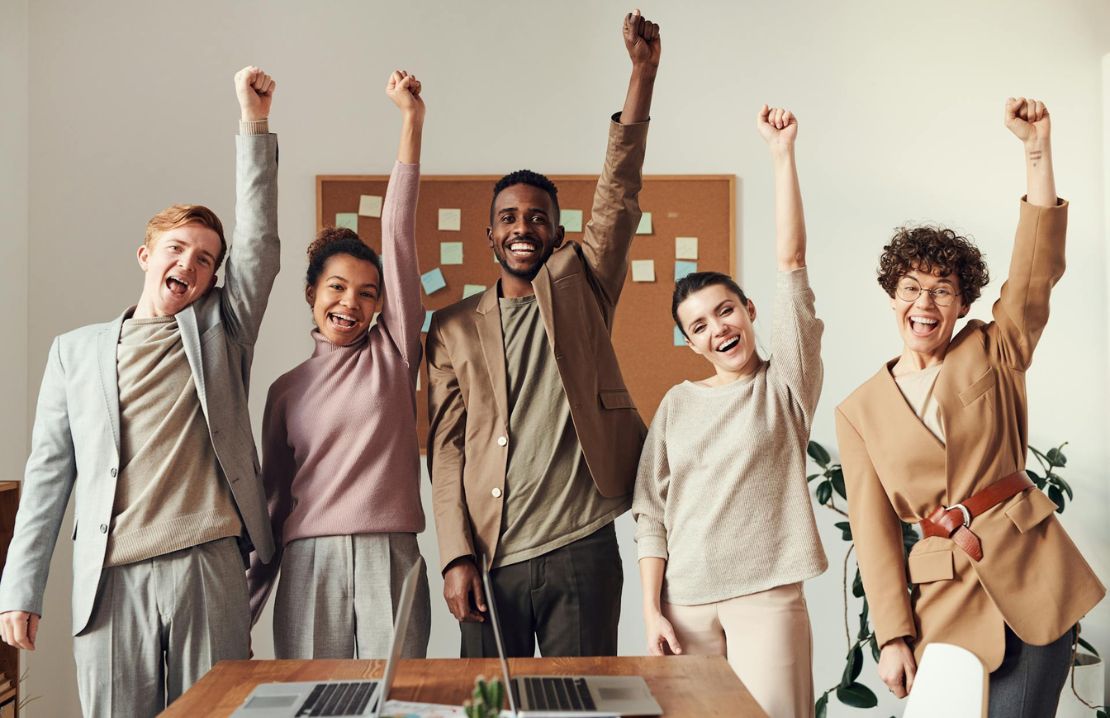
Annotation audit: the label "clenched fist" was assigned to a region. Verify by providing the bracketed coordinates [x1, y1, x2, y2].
[235, 66, 276, 122]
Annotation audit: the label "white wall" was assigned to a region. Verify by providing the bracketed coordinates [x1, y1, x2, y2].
[14, 1, 1110, 715]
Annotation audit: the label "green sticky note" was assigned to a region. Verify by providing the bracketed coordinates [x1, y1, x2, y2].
[673, 325, 686, 346]
[462, 284, 486, 299]
[421, 310, 433, 333]
[440, 241, 464, 265]
[636, 212, 653, 235]
[336, 213, 359, 232]
[675, 260, 697, 281]
[562, 209, 583, 233]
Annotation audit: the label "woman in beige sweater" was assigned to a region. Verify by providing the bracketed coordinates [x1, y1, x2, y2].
[632, 106, 826, 718]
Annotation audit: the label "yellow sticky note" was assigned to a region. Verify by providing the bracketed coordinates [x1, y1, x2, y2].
[562, 209, 583, 233]
[358, 195, 383, 217]
[631, 259, 655, 282]
[676, 236, 698, 260]
[636, 212, 653, 235]
[438, 208, 462, 231]
[440, 242, 464, 265]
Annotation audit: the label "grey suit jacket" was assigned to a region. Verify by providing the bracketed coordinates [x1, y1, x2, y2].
[0, 134, 280, 635]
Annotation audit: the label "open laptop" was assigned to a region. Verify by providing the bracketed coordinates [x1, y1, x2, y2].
[231, 558, 424, 718]
[481, 558, 662, 717]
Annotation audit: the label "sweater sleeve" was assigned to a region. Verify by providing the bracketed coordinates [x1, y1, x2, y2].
[769, 267, 824, 420]
[633, 392, 670, 560]
[376, 161, 423, 371]
[246, 383, 294, 626]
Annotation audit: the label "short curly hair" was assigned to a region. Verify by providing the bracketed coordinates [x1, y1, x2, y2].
[877, 226, 989, 307]
[305, 227, 383, 288]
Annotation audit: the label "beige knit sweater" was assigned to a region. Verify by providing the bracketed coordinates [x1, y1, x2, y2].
[632, 268, 828, 605]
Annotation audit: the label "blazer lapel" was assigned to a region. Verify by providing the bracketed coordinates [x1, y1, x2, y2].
[876, 361, 950, 510]
[531, 264, 558, 354]
[96, 310, 129, 456]
[175, 306, 209, 421]
[475, 285, 510, 423]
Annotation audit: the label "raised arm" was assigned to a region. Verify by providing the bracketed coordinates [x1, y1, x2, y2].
[220, 66, 280, 344]
[757, 105, 806, 270]
[1005, 97, 1055, 207]
[377, 71, 425, 368]
[619, 10, 660, 125]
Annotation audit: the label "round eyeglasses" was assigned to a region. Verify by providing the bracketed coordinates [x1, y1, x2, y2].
[896, 280, 958, 307]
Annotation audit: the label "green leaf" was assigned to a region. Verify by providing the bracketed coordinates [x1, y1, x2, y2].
[816, 481, 832, 506]
[1046, 447, 1066, 467]
[1055, 476, 1073, 500]
[852, 567, 865, 598]
[841, 644, 863, 686]
[808, 441, 831, 467]
[1095, 709, 1107, 718]
[831, 468, 847, 499]
[835, 521, 853, 541]
[1048, 485, 1065, 513]
[814, 692, 828, 718]
[836, 682, 878, 708]
[869, 635, 881, 663]
[1078, 636, 1100, 658]
[1026, 469, 1046, 489]
[807, 473, 820, 483]
[858, 599, 870, 640]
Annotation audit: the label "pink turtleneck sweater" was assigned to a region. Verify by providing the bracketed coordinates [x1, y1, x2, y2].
[247, 161, 424, 623]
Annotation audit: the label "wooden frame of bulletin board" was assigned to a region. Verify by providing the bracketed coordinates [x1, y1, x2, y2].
[317, 174, 736, 451]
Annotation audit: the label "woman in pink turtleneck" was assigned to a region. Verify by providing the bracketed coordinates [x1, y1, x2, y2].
[246, 71, 430, 659]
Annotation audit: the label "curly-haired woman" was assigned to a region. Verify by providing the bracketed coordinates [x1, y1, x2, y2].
[836, 98, 1104, 716]
[245, 71, 431, 659]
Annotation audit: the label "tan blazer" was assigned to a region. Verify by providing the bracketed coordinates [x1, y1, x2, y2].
[426, 117, 649, 572]
[836, 198, 1104, 671]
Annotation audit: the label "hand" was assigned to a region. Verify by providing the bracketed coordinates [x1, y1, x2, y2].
[443, 557, 486, 623]
[235, 66, 275, 122]
[1005, 97, 1050, 145]
[386, 70, 425, 122]
[877, 638, 917, 699]
[644, 611, 682, 656]
[0, 610, 39, 651]
[623, 9, 661, 69]
[757, 105, 798, 148]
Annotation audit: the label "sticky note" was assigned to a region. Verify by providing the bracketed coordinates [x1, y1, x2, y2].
[562, 209, 583, 233]
[358, 195, 383, 217]
[422, 310, 433, 333]
[416, 371, 421, 390]
[676, 236, 699, 260]
[462, 284, 486, 299]
[674, 325, 687, 346]
[336, 213, 359, 232]
[675, 261, 698, 281]
[440, 242, 464, 265]
[421, 268, 446, 295]
[439, 208, 462, 231]
[636, 212, 653, 235]
[631, 260, 655, 282]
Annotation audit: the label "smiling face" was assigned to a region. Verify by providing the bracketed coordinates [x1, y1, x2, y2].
[135, 224, 222, 317]
[307, 253, 382, 346]
[891, 269, 968, 363]
[676, 283, 762, 380]
[488, 183, 564, 283]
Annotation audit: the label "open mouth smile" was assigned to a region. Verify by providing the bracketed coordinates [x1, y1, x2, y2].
[716, 336, 740, 352]
[505, 239, 539, 259]
[908, 315, 939, 337]
[166, 276, 191, 296]
[327, 312, 360, 330]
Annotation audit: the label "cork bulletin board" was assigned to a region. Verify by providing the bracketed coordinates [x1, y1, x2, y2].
[317, 174, 736, 450]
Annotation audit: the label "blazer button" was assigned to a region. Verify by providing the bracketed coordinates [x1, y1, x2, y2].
[99, 524, 108, 534]
[491, 488, 502, 498]
[109, 467, 117, 477]
[496, 436, 507, 447]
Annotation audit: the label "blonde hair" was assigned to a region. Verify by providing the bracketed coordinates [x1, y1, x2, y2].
[144, 204, 227, 268]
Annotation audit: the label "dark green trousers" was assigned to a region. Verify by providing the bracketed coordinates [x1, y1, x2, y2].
[461, 522, 622, 658]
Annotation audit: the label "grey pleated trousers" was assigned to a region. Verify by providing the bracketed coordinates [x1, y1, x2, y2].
[273, 532, 430, 659]
[72, 537, 250, 718]
[987, 625, 1075, 717]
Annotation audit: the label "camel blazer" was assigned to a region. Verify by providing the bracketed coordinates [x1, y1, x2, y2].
[836, 198, 1104, 671]
[0, 134, 280, 635]
[426, 116, 649, 571]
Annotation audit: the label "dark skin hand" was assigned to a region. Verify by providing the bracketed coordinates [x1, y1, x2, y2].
[443, 556, 487, 622]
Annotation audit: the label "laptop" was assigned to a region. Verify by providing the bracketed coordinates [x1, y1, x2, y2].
[231, 557, 424, 718]
[481, 558, 663, 717]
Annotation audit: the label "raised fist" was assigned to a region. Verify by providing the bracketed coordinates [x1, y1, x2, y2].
[757, 105, 798, 147]
[386, 70, 425, 121]
[235, 66, 275, 122]
[1005, 97, 1050, 144]
[623, 10, 661, 69]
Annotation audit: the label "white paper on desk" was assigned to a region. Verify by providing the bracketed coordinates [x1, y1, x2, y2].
[381, 699, 466, 717]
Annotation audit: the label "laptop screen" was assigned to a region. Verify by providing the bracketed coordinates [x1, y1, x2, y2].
[480, 556, 518, 717]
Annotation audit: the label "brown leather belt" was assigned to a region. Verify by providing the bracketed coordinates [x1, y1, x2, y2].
[919, 471, 1033, 561]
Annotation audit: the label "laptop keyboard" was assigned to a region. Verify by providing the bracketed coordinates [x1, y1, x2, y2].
[516, 677, 597, 711]
[296, 682, 375, 716]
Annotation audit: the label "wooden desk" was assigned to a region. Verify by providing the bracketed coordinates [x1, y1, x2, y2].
[162, 656, 768, 717]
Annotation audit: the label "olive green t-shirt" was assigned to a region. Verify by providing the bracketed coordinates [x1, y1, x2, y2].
[494, 295, 629, 568]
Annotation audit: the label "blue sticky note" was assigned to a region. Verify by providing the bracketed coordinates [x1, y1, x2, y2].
[674, 260, 698, 281]
[421, 267, 446, 295]
[335, 212, 359, 232]
[422, 310, 433, 333]
[673, 325, 686, 346]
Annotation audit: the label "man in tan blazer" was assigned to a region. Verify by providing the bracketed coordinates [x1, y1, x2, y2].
[426, 11, 659, 657]
[836, 98, 1104, 715]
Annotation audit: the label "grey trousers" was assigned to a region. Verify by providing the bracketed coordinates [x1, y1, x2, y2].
[461, 522, 622, 658]
[273, 532, 430, 659]
[73, 537, 249, 718]
[987, 625, 1075, 718]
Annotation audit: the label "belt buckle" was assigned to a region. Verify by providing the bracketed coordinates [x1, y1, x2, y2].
[946, 502, 972, 528]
